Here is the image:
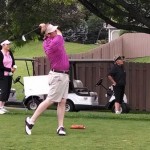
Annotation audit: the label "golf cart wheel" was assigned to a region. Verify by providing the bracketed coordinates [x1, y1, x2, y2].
[65, 101, 74, 112]
[27, 98, 41, 110]
[111, 103, 130, 113]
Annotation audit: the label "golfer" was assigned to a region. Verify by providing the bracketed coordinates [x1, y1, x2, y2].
[25, 23, 69, 135]
[108, 55, 126, 114]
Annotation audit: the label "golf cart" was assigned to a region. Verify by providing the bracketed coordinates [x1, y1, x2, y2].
[6, 58, 99, 111]
[22, 74, 99, 112]
[66, 79, 99, 112]
[65, 60, 99, 112]
[96, 78, 130, 113]
[6, 57, 130, 113]
[5, 58, 43, 110]
[22, 58, 100, 112]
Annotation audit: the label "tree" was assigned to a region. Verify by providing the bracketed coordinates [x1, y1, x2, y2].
[86, 15, 108, 43]
[0, 0, 84, 42]
[77, 0, 150, 33]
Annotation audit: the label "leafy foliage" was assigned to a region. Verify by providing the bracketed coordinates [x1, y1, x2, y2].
[0, 0, 109, 45]
[78, 0, 150, 33]
[62, 19, 88, 43]
[0, 0, 109, 46]
[86, 15, 108, 43]
[1, 0, 150, 45]
[0, 0, 84, 43]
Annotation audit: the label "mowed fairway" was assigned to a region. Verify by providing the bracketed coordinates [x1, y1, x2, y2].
[1, 109, 150, 150]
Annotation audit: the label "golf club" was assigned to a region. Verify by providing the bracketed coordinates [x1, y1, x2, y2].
[22, 26, 62, 41]
[22, 26, 40, 41]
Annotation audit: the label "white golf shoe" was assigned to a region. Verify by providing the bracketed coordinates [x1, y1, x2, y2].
[25, 117, 34, 135]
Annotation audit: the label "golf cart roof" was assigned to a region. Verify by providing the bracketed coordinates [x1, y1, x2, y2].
[14, 58, 35, 61]
[69, 59, 114, 63]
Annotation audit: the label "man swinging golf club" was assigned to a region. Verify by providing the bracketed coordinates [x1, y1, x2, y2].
[25, 23, 69, 135]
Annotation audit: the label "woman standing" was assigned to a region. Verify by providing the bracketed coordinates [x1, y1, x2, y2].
[0, 40, 16, 114]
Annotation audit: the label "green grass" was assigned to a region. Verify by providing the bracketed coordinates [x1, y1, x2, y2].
[14, 40, 99, 57]
[13, 40, 150, 62]
[1, 110, 150, 150]
[4, 40, 150, 150]
[130, 56, 150, 63]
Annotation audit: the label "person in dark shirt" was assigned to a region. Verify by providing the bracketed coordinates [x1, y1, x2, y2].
[108, 55, 126, 114]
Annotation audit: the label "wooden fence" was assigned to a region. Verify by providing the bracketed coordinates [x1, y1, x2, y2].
[69, 33, 150, 59]
[33, 57, 150, 112]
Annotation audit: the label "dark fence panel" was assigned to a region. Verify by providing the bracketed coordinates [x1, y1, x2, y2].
[34, 57, 50, 75]
[33, 57, 150, 111]
[125, 62, 150, 111]
[146, 64, 150, 111]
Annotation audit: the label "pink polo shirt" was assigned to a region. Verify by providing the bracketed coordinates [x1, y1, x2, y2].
[43, 35, 69, 71]
[2, 50, 12, 76]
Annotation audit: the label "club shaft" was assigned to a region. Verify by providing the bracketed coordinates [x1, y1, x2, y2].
[24, 27, 39, 36]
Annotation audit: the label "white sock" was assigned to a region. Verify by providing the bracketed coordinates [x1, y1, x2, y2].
[29, 118, 34, 125]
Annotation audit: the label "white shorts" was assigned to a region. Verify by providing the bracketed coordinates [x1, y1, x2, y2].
[46, 71, 69, 102]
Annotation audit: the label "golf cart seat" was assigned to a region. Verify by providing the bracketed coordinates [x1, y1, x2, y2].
[73, 80, 97, 98]
[73, 80, 84, 88]
[73, 79, 89, 95]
